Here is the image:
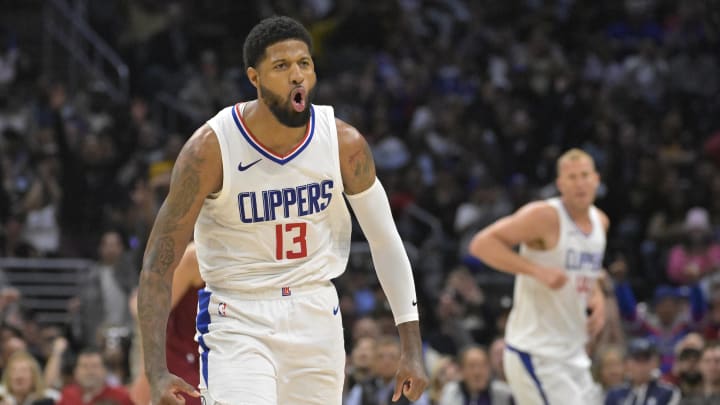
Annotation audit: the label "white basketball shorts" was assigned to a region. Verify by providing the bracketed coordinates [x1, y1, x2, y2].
[196, 281, 345, 405]
[504, 345, 602, 405]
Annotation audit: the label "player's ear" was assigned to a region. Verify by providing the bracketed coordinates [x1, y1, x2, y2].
[247, 67, 259, 89]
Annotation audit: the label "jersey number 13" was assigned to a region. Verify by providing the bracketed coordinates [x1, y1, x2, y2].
[275, 223, 308, 260]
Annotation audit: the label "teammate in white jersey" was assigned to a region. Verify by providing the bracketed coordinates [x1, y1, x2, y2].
[136, 16, 427, 405]
[468, 148, 609, 405]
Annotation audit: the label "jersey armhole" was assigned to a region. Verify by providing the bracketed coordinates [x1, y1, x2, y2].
[543, 199, 564, 251]
[325, 106, 344, 195]
[205, 119, 230, 203]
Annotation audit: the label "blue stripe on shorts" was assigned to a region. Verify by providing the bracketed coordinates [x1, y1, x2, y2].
[197, 288, 212, 387]
[506, 344, 550, 405]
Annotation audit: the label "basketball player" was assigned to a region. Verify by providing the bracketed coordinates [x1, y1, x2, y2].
[130, 242, 204, 405]
[468, 148, 608, 405]
[137, 16, 428, 405]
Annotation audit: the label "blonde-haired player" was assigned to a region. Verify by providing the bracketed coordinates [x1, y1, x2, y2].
[469, 148, 608, 404]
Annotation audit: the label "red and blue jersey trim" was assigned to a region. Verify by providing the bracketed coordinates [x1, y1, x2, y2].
[231, 102, 315, 165]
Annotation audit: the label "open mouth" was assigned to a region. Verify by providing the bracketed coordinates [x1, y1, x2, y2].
[291, 87, 306, 112]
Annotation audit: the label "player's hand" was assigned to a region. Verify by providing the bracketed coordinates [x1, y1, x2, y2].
[534, 267, 568, 290]
[150, 371, 200, 405]
[392, 355, 429, 402]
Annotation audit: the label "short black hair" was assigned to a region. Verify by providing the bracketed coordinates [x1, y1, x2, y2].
[243, 16, 313, 70]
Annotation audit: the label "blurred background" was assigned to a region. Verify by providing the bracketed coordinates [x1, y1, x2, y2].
[0, 0, 719, 404]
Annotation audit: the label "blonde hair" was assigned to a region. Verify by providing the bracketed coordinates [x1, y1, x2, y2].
[591, 344, 625, 384]
[556, 148, 596, 176]
[1, 350, 47, 399]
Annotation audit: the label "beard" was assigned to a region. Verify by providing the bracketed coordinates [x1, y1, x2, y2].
[259, 84, 314, 128]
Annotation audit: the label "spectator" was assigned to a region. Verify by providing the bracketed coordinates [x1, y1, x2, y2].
[56, 349, 133, 405]
[427, 356, 459, 405]
[0, 27, 19, 87]
[68, 230, 138, 349]
[178, 50, 241, 121]
[0, 215, 36, 258]
[680, 344, 720, 404]
[41, 334, 69, 392]
[351, 316, 381, 344]
[667, 207, 720, 285]
[605, 338, 681, 405]
[0, 350, 58, 405]
[614, 272, 705, 373]
[0, 288, 21, 329]
[438, 346, 513, 405]
[593, 345, 626, 394]
[662, 333, 704, 397]
[701, 289, 720, 341]
[0, 337, 26, 374]
[344, 336, 377, 401]
[426, 288, 475, 357]
[18, 153, 61, 257]
[488, 337, 507, 383]
[345, 336, 431, 405]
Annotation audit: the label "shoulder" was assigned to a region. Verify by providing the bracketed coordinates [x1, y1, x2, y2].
[509, 200, 559, 226]
[595, 207, 610, 231]
[653, 379, 680, 395]
[605, 384, 630, 398]
[174, 123, 221, 172]
[172, 123, 222, 194]
[335, 118, 364, 149]
[518, 200, 557, 217]
[183, 123, 220, 156]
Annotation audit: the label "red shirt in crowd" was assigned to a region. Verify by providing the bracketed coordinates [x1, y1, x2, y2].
[56, 384, 135, 405]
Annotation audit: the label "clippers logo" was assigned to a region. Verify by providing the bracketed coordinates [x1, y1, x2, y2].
[282, 287, 291, 296]
[218, 302, 227, 316]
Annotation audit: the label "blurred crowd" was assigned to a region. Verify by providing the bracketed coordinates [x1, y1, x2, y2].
[1, 0, 720, 403]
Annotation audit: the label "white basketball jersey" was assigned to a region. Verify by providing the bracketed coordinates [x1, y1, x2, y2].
[195, 102, 352, 291]
[505, 197, 606, 362]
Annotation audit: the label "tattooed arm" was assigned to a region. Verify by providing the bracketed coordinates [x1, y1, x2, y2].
[337, 119, 428, 401]
[137, 124, 221, 405]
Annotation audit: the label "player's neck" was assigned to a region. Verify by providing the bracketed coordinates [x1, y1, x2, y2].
[560, 198, 590, 218]
[243, 100, 308, 155]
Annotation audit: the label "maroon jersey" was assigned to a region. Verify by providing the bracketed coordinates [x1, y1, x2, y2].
[167, 287, 201, 405]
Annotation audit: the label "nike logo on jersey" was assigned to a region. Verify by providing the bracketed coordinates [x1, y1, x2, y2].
[333, 306, 339, 315]
[412, 300, 417, 306]
[238, 159, 262, 171]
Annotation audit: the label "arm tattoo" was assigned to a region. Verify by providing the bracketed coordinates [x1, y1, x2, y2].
[137, 271, 172, 377]
[166, 156, 202, 220]
[349, 142, 373, 179]
[137, 146, 206, 380]
[146, 236, 175, 277]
